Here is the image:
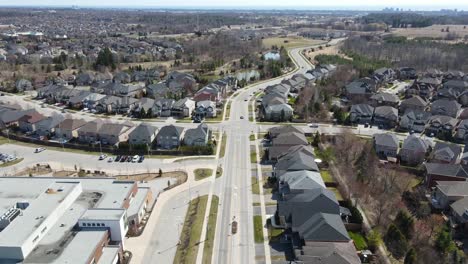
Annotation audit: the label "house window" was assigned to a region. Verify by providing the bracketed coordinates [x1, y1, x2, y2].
[92, 223, 96, 227]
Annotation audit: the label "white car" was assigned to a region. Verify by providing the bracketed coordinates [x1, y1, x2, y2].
[308, 123, 319, 128]
[132, 155, 139, 163]
[98, 154, 107, 160]
[34, 147, 46, 153]
[107, 157, 113, 163]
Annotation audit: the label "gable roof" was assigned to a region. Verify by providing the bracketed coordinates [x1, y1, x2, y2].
[400, 95, 428, 108]
[350, 104, 374, 116]
[157, 125, 184, 138]
[450, 197, 468, 222]
[269, 125, 304, 139]
[279, 170, 326, 192]
[275, 149, 319, 173]
[55, 118, 87, 130]
[401, 135, 430, 152]
[370, 92, 399, 103]
[129, 123, 158, 139]
[373, 133, 399, 148]
[433, 142, 462, 161]
[295, 212, 350, 242]
[425, 163, 468, 178]
[295, 241, 361, 264]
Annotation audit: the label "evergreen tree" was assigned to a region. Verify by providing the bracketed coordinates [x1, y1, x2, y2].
[404, 248, 416, 264]
[385, 224, 409, 259]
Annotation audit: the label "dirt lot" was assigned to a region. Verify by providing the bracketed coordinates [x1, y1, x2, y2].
[392, 24, 468, 40]
[262, 36, 324, 49]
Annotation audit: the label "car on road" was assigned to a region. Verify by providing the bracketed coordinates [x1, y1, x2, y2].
[307, 123, 319, 128]
[98, 154, 107, 160]
[34, 147, 46, 153]
[107, 157, 113, 162]
[240, 116, 244, 119]
[138, 155, 145, 163]
[244, 99, 248, 102]
[231, 221, 238, 234]
[132, 155, 139, 163]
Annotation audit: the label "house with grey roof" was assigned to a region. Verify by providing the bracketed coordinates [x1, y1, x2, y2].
[278, 170, 325, 196]
[449, 197, 468, 228]
[15, 79, 33, 92]
[274, 148, 319, 177]
[277, 188, 340, 229]
[264, 103, 293, 122]
[399, 135, 431, 165]
[294, 212, 350, 242]
[292, 241, 360, 264]
[195, 100, 217, 119]
[183, 123, 210, 146]
[455, 119, 468, 142]
[146, 82, 170, 99]
[430, 142, 462, 164]
[268, 125, 304, 139]
[430, 99, 461, 118]
[154, 98, 175, 117]
[399, 95, 428, 114]
[156, 125, 185, 149]
[268, 132, 309, 161]
[370, 92, 399, 107]
[373, 67, 396, 84]
[424, 163, 468, 187]
[55, 118, 87, 140]
[373, 133, 399, 159]
[98, 123, 134, 146]
[35, 115, 64, 137]
[345, 80, 373, 101]
[349, 104, 374, 125]
[128, 123, 158, 146]
[18, 111, 45, 133]
[171, 98, 195, 118]
[426, 115, 458, 138]
[399, 110, 431, 133]
[373, 106, 398, 129]
[431, 181, 468, 210]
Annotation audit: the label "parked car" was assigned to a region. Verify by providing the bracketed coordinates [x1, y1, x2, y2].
[120, 156, 127, 163]
[138, 155, 145, 163]
[132, 155, 139, 163]
[115, 155, 121, 162]
[107, 157, 113, 163]
[98, 154, 107, 160]
[34, 147, 46, 153]
[307, 123, 319, 128]
[126, 156, 133, 162]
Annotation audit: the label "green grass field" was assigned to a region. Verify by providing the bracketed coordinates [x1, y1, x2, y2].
[194, 168, 213, 181]
[348, 231, 368, 250]
[320, 170, 335, 183]
[262, 36, 324, 49]
[252, 177, 260, 195]
[202, 195, 219, 264]
[253, 215, 264, 243]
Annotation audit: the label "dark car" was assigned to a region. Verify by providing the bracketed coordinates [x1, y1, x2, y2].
[115, 155, 121, 162]
[126, 156, 133, 162]
[138, 155, 145, 163]
[120, 156, 127, 162]
[231, 221, 238, 234]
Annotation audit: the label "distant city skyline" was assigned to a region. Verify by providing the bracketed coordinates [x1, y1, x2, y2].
[0, 0, 467, 11]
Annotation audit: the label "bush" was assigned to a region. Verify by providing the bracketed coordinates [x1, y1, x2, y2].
[404, 248, 417, 264]
[342, 200, 363, 224]
[436, 222, 457, 254]
[366, 229, 382, 252]
[385, 224, 409, 259]
[394, 210, 414, 239]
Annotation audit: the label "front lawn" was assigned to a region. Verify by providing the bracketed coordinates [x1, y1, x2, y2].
[320, 170, 335, 183]
[348, 231, 368, 250]
[194, 168, 213, 181]
[253, 215, 264, 243]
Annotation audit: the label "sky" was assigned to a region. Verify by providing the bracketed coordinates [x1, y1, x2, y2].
[0, 0, 467, 10]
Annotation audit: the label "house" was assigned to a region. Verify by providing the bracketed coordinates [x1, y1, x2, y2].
[397, 67, 417, 80]
[154, 99, 175, 117]
[294, 212, 350, 242]
[166, 71, 197, 95]
[349, 104, 374, 125]
[277, 188, 340, 228]
[113, 72, 131, 83]
[263, 103, 294, 122]
[373, 106, 398, 129]
[128, 123, 158, 146]
[399, 110, 431, 133]
[373, 133, 399, 159]
[268, 132, 309, 161]
[77, 120, 104, 143]
[373, 67, 396, 84]
[18, 111, 45, 132]
[399, 135, 431, 165]
[194, 100, 217, 119]
[193, 85, 221, 103]
[278, 170, 325, 196]
[0, 107, 28, 128]
[345, 80, 373, 101]
[34, 115, 64, 137]
[55, 118, 87, 140]
[96, 96, 138, 114]
[292, 241, 361, 264]
[132, 98, 156, 118]
[370, 92, 399, 107]
[455, 119, 468, 142]
[430, 99, 461, 118]
[399, 96, 428, 114]
[171, 98, 195, 118]
[268, 125, 304, 139]
[406, 78, 440, 100]
[156, 125, 185, 149]
[426, 115, 458, 138]
[424, 163, 468, 187]
[431, 181, 468, 210]
[430, 142, 462, 164]
[183, 123, 211, 146]
[146, 82, 169, 99]
[450, 197, 468, 230]
[98, 123, 134, 146]
[274, 147, 319, 177]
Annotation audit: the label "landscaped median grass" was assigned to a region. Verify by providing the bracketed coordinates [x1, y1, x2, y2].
[249, 134, 255, 141]
[253, 215, 264, 243]
[202, 195, 219, 264]
[348, 231, 368, 250]
[252, 177, 260, 195]
[174, 195, 209, 264]
[250, 149, 257, 163]
[224, 102, 231, 120]
[219, 133, 227, 158]
[194, 168, 213, 181]
[216, 166, 223, 178]
[0, 158, 24, 168]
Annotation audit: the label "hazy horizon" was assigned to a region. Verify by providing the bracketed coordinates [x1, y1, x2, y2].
[0, 1, 467, 11]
